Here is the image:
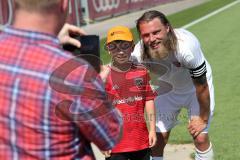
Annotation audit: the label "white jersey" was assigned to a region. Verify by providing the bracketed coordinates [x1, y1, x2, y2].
[132, 29, 214, 132]
[131, 28, 213, 95]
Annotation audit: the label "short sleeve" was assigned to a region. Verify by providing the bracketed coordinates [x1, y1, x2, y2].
[144, 70, 157, 101]
[176, 29, 207, 78]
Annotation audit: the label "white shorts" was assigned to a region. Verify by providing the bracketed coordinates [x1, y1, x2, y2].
[154, 84, 214, 133]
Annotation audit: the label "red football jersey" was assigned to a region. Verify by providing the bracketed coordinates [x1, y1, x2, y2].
[105, 64, 156, 153]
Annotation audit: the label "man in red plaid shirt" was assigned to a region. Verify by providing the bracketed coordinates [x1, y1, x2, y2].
[0, 0, 122, 159]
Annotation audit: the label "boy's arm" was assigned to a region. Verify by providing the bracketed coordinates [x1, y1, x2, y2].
[145, 100, 157, 148]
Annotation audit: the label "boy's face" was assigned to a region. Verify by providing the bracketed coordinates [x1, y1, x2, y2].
[106, 40, 134, 64]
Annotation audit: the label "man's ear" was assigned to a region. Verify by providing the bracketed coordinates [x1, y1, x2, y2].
[60, 0, 69, 12]
[166, 24, 170, 33]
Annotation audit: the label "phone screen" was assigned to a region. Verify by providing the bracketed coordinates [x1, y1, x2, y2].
[63, 35, 101, 73]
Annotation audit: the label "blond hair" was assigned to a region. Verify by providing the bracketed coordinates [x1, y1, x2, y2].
[15, 0, 61, 11]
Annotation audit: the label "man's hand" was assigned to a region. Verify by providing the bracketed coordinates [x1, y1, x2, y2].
[149, 130, 157, 148]
[58, 23, 86, 47]
[188, 116, 207, 138]
[101, 150, 111, 158]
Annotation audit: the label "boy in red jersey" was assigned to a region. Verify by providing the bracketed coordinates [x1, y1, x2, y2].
[102, 25, 157, 160]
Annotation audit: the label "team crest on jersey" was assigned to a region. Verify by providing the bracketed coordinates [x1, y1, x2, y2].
[134, 78, 144, 88]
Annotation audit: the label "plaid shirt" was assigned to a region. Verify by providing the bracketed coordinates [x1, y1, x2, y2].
[0, 26, 122, 160]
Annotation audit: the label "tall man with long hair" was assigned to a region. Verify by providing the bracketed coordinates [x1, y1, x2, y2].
[132, 10, 215, 160]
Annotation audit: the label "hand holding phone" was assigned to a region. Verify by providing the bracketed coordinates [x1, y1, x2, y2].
[63, 35, 101, 73]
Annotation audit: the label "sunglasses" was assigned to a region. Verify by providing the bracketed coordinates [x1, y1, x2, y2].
[105, 41, 133, 52]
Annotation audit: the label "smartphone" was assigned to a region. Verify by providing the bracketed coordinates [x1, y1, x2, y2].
[63, 35, 101, 73]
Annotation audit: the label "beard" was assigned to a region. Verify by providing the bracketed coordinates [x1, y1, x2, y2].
[147, 42, 170, 60]
[143, 33, 175, 61]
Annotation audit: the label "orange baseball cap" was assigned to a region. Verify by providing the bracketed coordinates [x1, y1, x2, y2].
[106, 26, 133, 44]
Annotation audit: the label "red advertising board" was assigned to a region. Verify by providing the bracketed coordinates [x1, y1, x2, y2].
[67, 0, 86, 26]
[0, 0, 83, 26]
[0, 0, 178, 26]
[87, 0, 178, 20]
